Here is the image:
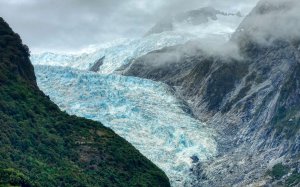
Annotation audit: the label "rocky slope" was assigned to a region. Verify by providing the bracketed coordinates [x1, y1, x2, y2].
[0, 17, 170, 187]
[122, 0, 300, 186]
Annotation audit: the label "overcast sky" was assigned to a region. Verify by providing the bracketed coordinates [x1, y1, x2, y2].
[0, 0, 258, 53]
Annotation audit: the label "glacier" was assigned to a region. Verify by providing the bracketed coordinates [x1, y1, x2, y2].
[34, 65, 216, 186]
[31, 32, 196, 74]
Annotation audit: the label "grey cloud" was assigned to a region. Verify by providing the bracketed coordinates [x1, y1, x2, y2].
[0, 0, 258, 52]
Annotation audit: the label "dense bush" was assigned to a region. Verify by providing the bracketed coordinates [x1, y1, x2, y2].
[267, 163, 300, 186]
[0, 17, 169, 187]
[268, 163, 288, 180]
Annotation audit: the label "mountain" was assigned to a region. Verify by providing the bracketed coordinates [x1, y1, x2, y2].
[145, 7, 242, 37]
[0, 17, 170, 187]
[122, 0, 300, 186]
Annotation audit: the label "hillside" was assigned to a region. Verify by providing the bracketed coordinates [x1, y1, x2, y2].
[0, 17, 170, 187]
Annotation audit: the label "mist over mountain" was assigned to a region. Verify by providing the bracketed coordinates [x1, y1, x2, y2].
[234, 0, 300, 44]
[145, 7, 242, 36]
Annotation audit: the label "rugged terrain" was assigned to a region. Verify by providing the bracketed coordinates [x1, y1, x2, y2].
[123, 0, 300, 186]
[0, 17, 170, 187]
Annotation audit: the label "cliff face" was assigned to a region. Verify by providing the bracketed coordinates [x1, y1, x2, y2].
[0, 17, 170, 187]
[123, 0, 300, 186]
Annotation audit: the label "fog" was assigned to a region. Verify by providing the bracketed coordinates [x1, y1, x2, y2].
[236, 0, 300, 44]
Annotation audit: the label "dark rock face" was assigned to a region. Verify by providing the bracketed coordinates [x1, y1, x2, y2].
[191, 155, 200, 163]
[89, 56, 105, 72]
[0, 17, 170, 187]
[122, 1, 300, 185]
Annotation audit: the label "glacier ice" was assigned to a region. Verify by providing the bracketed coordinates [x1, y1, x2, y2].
[31, 32, 196, 74]
[34, 65, 216, 186]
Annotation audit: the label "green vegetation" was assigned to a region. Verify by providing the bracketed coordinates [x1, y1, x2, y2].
[0, 17, 170, 187]
[268, 163, 289, 180]
[0, 168, 32, 187]
[267, 163, 300, 186]
[286, 171, 300, 186]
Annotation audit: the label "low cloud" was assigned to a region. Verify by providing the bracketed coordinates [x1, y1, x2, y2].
[236, 0, 300, 44]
